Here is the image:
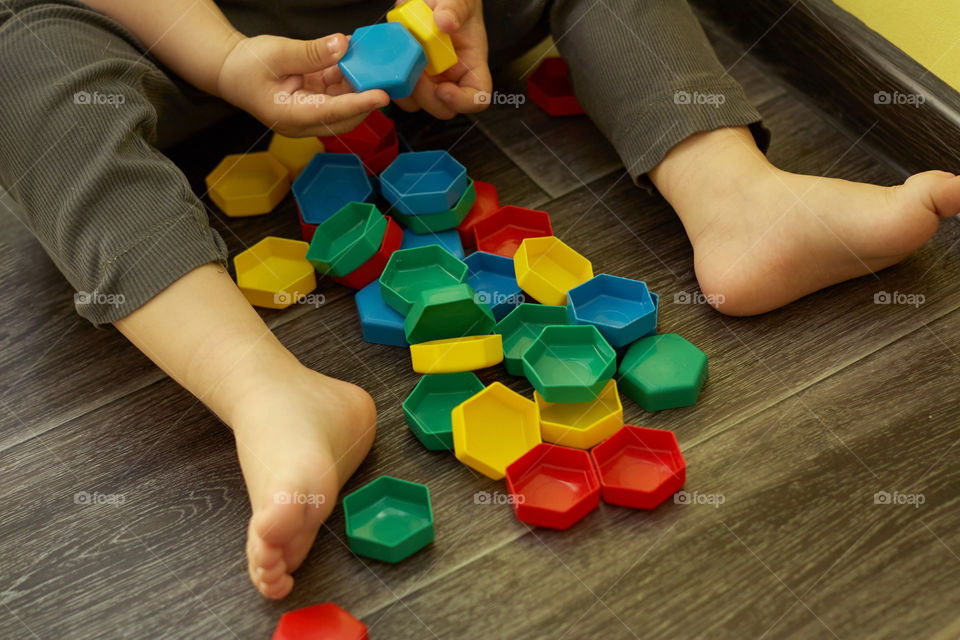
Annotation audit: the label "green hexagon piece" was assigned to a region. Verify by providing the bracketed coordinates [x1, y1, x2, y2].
[494, 303, 571, 376]
[403, 283, 496, 344]
[305, 201, 386, 277]
[617, 333, 708, 411]
[379, 245, 468, 315]
[342, 476, 434, 563]
[521, 324, 616, 403]
[402, 372, 485, 450]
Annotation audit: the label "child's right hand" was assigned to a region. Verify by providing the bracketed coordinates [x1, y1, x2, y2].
[217, 33, 390, 137]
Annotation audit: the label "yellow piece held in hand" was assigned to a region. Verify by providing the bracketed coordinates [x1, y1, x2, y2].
[388, 0, 458, 76]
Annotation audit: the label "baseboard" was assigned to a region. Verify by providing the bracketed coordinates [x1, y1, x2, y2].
[692, 0, 960, 176]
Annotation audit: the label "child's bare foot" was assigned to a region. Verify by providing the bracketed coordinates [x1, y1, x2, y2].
[228, 366, 376, 599]
[650, 127, 960, 315]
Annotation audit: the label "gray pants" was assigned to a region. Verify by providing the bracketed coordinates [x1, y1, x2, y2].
[0, 0, 766, 325]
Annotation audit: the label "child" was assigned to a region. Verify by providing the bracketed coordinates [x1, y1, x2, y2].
[1, 0, 957, 599]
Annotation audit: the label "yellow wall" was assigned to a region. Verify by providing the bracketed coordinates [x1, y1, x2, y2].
[835, 0, 960, 91]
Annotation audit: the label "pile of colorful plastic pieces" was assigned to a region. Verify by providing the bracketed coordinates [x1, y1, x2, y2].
[202, 9, 709, 633]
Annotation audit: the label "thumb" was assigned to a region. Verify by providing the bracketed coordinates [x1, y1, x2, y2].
[268, 34, 347, 76]
[432, 0, 472, 33]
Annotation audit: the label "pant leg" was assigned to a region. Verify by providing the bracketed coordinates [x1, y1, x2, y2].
[0, 0, 228, 326]
[550, 0, 770, 182]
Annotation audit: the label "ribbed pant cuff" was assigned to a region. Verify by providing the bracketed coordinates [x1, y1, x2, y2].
[615, 80, 770, 181]
[75, 206, 228, 326]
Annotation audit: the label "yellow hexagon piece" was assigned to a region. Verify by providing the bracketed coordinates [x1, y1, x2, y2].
[387, 0, 458, 76]
[233, 237, 316, 309]
[535, 379, 623, 449]
[452, 382, 541, 479]
[514, 236, 593, 305]
[410, 334, 503, 373]
[267, 133, 325, 178]
[205, 152, 290, 217]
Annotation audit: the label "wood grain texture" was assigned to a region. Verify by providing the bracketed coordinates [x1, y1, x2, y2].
[2, 21, 959, 640]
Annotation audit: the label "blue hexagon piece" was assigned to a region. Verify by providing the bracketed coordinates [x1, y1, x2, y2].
[400, 229, 464, 259]
[380, 151, 468, 215]
[464, 251, 523, 321]
[292, 153, 374, 225]
[339, 23, 427, 100]
[567, 274, 658, 348]
[355, 281, 408, 347]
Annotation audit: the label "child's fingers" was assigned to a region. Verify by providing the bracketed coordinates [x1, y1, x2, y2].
[408, 76, 458, 120]
[280, 90, 388, 136]
[267, 34, 347, 76]
[437, 82, 488, 113]
[432, 0, 474, 32]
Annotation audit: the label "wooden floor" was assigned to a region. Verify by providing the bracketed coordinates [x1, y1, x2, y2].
[2, 24, 959, 640]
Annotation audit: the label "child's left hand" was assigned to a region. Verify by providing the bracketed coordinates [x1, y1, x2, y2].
[394, 0, 493, 119]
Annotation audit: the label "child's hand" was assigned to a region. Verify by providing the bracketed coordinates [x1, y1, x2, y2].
[217, 34, 390, 137]
[394, 0, 493, 119]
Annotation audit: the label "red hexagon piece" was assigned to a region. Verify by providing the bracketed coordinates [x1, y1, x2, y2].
[506, 443, 600, 529]
[331, 215, 403, 289]
[527, 57, 584, 116]
[272, 602, 368, 640]
[319, 109, 397, 158]
[472, 205, 553, 257]
[456, 180, 500, 248]
[590, 425, 686, 509]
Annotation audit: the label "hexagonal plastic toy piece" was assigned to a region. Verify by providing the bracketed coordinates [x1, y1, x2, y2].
[473, 206, 553, 257]
[320, 109, 400, 175]
[331, 215, 403, 290]
[234, 237, 316, 309]
[452, 381, 541, 479]
[272, 602, 368, 640]
[403, 372, 485, 450]
[392, 178, 476, 233]
[410, 334, 503, 373]
[505, 443, 600, 529]
[515, 236, 594, 306]
[387, 0, 458, 76]
[618, 334, 708, 411]
[567, 274, 658, 348]
[494, 303, 571, 376]
[355, 281, 407, 347]
[305, 202, 387, 277]
[590, 425, 686, 509]
[403, 283, 496, 344]
[464, 251, 523, 321]
[378, 245, 468, 315]
[293, 153, 374, 236]
[343, 476, 434, 563]
[535, 378, 623, 449]
[400, 229, 464, 259]
[381, 151, 468, 215]
[457, 180, 500, 248]
[267, 133, 325, 178]
[522, 325, 616, 403]
[527, 57, 584, 116]
[206, 152, 290, 217]
[338, 22, 427, 100]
